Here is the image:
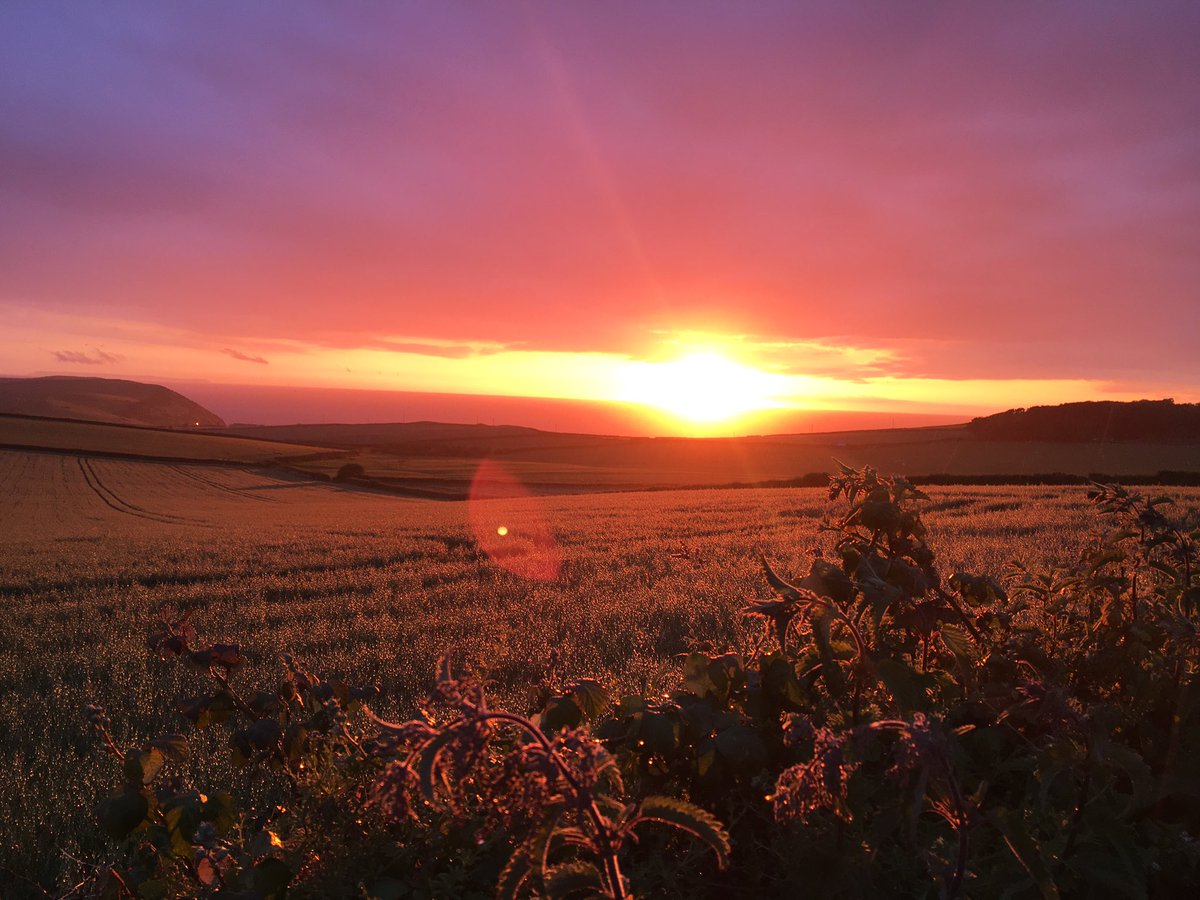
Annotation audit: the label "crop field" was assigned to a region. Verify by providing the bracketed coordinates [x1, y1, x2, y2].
[227, 420, 1200, 492]
[0, 416, 336, 464]
[2, 446, 1199, 894]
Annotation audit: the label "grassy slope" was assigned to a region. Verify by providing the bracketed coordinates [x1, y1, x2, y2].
[0, 376, 227, 428]
[0, 415, 339, 464]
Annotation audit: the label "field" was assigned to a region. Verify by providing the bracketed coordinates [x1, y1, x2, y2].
[3, 443, 1199, 894]
[225, 421, 1200, 496]
[0, 415, 337, 464]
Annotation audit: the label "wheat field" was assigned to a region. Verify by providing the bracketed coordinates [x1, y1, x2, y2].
[2, 446, 1198, 892]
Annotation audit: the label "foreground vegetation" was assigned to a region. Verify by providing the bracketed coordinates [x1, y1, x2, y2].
[1, 454, 1198, 896]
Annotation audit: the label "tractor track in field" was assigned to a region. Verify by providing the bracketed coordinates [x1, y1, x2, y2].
[168, 464, 275, 502]
[77, 457, 198, 525]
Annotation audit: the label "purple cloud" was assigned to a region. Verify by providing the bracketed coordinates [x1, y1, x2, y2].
[53, 348, 122, 365]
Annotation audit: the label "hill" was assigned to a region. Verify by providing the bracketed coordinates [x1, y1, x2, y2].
[968, 399, 1200, 442]
[0, 376, 226, 428]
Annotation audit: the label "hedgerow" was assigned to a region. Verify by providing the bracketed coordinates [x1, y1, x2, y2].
[80, 465, 1200, 897]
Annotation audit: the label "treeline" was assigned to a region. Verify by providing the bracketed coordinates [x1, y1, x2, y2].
[968, 399, 1200, 442]
[736, 470, 1200, 489]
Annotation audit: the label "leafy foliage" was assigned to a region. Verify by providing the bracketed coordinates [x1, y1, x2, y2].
[78, 466, 1200, 897]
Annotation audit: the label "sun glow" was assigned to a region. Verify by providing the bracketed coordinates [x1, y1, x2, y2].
[613, 351, 789, 425]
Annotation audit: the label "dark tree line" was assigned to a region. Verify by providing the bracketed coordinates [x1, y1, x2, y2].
[968, 399, 1200, 442]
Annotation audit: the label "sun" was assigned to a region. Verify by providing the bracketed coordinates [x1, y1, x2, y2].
[613, 350, 787, 425]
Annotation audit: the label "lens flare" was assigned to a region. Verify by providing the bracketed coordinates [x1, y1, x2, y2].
[468, 459, 560, 581]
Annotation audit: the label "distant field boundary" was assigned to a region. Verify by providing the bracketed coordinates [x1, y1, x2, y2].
[0, 442, 334, 469]
[278, 468, 1200, 503]
[0, 410, 221, 435]
[731, 470, 1200, 489]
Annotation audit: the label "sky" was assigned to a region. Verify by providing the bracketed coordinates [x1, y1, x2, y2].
[1, 1, 1198, 434]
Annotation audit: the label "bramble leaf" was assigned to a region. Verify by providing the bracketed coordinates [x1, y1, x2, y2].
[98, 788, 149, 839]
[201, 791, 236, 833]
[714, 725, 769, 774]
[149, 733, 188, 762]
[634, 796, 731, 869]
[566, 679, 611, 719]
[251, 857, 292, 898]
[940, 624, 977, 663]
[540, 695, 584, 732]
[990, 809, 1060, 900]
[543, 860, 606, 898]
[497, 851, 534, 900]
[123, 748, 166, 785]
[876, 658, 926, 713]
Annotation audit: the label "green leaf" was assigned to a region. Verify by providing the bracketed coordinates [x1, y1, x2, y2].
[876, 658, 926, 713]
[249, 690, 282, 718]
[707, 654, 744, 704]
[251, 857, 292, 898]
[162, 791, 203, 857]
[566, 679, 611, 719]
[989, 809, 1060, 900]
[229, 730, 253, 769]
[1095, 740, 1154, 813]
[714, 725, 769, 774]
[123, 748, 165, 785]
[282, 723, 308, 766]
[496, 850, 534, 900]
[812, 613, 845, 697]
[540, 695, 583, 732]
[634, 795, 731, 869]
[684, 652, 715, 698]
[364, 877, 406, 900]
[98, 788, 149, 839]
[760, 651, 806, 708]
[246, 717, 282, 750]
[637, 710, 681, 756]
[800, 558, 854, 604]
[860, 500, 901, 534]
[683, 653, 744, 705]
[201, 791, 237, 834]
[855, 560, 903, 627]
[543, 860, 606, 898]
[940, 624, 977, 663]
[1087, 547, 1125, 574]
[149, 733, 188, 762]
[137, 879, 168, 900]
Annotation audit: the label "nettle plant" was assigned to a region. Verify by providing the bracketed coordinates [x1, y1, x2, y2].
[84, 466, 1200, 898]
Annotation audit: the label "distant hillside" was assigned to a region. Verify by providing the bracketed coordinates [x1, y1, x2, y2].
[0, 376, 225, 428]
[222, 420, 549, 448]
[968, 399, 1200, 442]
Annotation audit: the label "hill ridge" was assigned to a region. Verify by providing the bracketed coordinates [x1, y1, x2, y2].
[0, 376, 226, 428]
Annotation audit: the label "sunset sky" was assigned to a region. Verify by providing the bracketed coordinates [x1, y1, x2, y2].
[2, 2, 1198, 434]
